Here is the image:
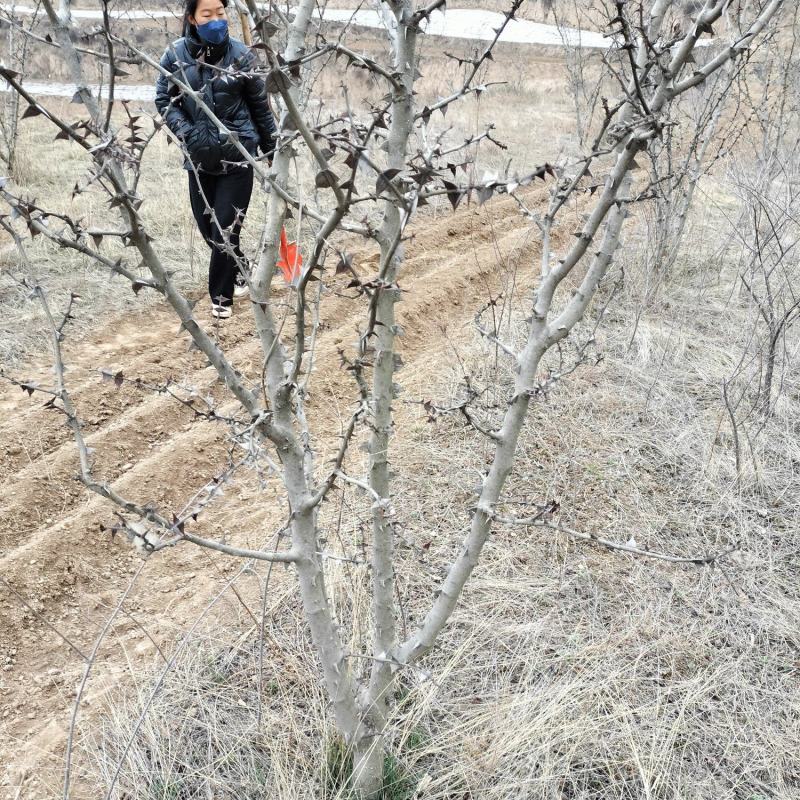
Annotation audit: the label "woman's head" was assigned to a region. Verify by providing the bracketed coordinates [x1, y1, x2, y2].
[183, 0, 229, 37]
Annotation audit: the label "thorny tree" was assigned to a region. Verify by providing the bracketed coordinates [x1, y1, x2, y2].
[717, 3, 800, 482]
[0, 0, 786, 796]
[0, 1, 39, 171]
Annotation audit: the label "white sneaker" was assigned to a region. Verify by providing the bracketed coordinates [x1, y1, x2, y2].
[211, 302, 233, 319]
[233, 273, 249, 299]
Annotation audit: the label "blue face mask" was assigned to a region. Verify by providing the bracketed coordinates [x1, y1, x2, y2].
[196, 18, 228, 44]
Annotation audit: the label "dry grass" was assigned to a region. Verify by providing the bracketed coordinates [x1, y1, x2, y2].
[0, 95, 274, 364]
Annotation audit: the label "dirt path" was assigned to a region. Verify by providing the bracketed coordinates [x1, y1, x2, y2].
[0, 189, 557, 798]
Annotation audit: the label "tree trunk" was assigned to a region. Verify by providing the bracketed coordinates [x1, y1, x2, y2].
[352, 734, 385, 799]
[354, 3, 417, 797]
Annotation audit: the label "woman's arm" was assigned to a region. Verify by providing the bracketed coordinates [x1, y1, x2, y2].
[239, 50, 277, 159]
[154, 46, 193, 140]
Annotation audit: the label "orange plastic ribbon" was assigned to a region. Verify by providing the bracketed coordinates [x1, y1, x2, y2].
[276, 226, 302, 285]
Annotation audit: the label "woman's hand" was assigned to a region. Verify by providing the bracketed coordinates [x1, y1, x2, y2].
[184, 126, 221, 171]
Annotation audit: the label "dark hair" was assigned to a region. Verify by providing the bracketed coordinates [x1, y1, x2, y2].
[182, 0, 229, 38]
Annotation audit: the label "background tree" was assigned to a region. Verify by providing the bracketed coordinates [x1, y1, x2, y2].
[1, 1, 39, 175]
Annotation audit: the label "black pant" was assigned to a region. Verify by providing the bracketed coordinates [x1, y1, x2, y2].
[188, 165, 254, 307]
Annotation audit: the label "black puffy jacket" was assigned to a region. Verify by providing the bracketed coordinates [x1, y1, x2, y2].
[154, 28, 277, 175]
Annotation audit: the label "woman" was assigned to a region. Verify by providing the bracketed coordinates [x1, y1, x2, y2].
[154, 0, 277, 319]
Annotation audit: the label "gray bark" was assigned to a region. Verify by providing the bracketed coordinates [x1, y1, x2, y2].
[354, 2, 417, 794]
